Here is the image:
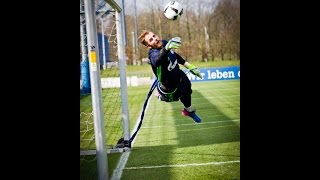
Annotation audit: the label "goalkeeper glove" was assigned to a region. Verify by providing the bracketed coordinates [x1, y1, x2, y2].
[184, 62, 203, 79]
[165, 37, 181, 50]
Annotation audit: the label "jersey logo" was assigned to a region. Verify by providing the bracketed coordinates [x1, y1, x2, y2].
[167, 58, 177, 71]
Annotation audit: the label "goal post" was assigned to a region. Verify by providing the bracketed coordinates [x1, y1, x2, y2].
[80, 0, 130, 179]
[115, 8, 131, 149]
[83, 0, 108, 179]
[105, 0, 121, 12]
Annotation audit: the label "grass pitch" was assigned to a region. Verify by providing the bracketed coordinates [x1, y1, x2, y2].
[121, 80, 240, 179]
[81, 79, 240, 180]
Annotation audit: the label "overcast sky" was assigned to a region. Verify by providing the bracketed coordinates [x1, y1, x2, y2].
[112, 0, 217, 15]
[119, 0, 174, 15]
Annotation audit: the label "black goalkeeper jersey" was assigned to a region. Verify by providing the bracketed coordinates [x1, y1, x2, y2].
[148, 40, 186, 91]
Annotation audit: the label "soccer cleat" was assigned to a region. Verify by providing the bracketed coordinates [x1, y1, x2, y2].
[181, 108, 201, 123]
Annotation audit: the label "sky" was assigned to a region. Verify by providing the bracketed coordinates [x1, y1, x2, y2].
[111, 0, 217, 15]
[118, 0, 173, 15]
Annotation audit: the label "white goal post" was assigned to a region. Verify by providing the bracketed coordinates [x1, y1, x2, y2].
[80, 0, 129, 179]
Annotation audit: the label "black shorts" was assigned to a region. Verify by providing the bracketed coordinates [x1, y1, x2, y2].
[157, 70, 192, 102]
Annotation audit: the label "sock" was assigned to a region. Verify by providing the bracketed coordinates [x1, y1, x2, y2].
[185, 106, 193, 112]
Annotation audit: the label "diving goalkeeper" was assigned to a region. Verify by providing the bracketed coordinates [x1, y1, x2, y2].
[138, 30, 202, 123]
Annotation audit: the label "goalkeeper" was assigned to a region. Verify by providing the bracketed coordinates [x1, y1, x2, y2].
[138, 30, 202, 123]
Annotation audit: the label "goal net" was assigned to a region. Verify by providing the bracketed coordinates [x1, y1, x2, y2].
[80, 0, 128, 167]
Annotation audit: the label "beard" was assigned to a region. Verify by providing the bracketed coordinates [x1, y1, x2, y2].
[152, 40, 163, 49]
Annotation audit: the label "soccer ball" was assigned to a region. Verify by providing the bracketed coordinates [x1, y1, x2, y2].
[163, 1, 183, 20]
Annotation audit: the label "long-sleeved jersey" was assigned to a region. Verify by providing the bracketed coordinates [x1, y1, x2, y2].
[148, 40, 186, 92]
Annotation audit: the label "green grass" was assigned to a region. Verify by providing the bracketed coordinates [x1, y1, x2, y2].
[100, 60, 240, 78]
[81, 61, 240, 179]
[120, 80, 240, 180]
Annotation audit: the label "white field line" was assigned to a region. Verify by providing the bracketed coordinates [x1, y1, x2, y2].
[111, 97, 152, 180]
[110, 151, 130, 180]
[124, 160, 240, 170]
[193, 88, 240, 92]
[112, 90, 239, 178]
[141, 119, 240, 129]
[178, 124, 238, 132]
[192, 94, 240, 100]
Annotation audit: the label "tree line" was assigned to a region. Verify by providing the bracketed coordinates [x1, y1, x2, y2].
[124, 0, 240, 65]
[94, 0, 240, 65]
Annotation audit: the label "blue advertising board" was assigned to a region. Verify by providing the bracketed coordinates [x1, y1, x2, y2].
[184, 66, 240, 82]
[97, 33, 110, 64]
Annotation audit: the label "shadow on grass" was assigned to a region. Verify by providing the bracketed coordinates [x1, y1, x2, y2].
[80, 153, 122, 180]
[174, 88, 240, 147]
[121, 81, 240, 179]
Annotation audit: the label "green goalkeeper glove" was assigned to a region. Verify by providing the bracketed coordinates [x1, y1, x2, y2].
[165, 37, 181, 50]
[184, 62, 203, 79]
